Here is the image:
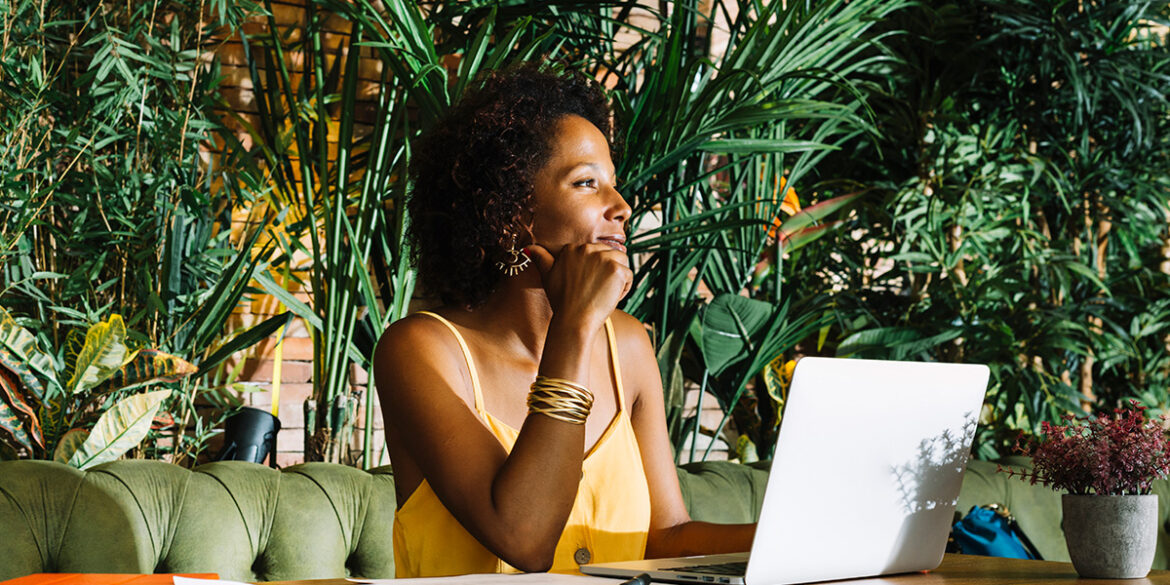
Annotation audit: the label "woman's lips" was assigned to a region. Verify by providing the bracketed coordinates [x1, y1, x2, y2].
[598, 236, 627, 253]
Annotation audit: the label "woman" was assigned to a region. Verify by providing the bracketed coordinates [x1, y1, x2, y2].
[374, 65, 755, 578]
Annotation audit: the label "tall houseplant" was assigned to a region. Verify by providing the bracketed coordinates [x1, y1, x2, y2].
[0, 0, 295, 463]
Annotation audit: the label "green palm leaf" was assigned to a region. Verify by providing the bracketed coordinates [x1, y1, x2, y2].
[66, 389, 170, 470]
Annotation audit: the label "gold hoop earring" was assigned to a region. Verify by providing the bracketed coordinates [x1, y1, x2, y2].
[496, 234, 531, 276]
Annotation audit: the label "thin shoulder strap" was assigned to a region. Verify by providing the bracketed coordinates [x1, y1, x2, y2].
[416, 311, 486, 414]
[604, 317, 626, 412]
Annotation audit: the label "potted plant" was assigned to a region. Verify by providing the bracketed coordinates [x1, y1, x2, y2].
[1001, 402, 1170, 578]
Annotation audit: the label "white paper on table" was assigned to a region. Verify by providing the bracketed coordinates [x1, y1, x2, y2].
[347, 573, 622, 584]
[173, 577, 254, 585]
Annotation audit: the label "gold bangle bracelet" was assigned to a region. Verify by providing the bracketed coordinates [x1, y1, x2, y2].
[527, 376, 594, 424]
[532, 377, 593, 404]
[527, 393, 591, 424]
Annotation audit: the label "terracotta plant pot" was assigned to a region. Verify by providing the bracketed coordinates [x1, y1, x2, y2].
[1062, 493, 1158, 579]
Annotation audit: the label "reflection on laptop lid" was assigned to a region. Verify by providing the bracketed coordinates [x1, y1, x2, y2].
[581, 357, 989, 585]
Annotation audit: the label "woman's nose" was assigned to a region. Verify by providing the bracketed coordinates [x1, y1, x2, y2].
[608, 186, 631, 223]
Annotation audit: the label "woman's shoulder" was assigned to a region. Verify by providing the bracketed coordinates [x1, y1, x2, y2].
[374, 311, 466, 374]
[613, 308, 659, 367]
[609, 310, 652, 345]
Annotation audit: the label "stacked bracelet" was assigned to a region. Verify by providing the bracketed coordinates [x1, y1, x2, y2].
[527, 376, 594, 425]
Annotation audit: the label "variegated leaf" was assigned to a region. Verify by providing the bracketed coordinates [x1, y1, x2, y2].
[0, 307, 57, 398]
[0, 345, 47, 403]
[0, 395, 36, 453]
[67, 314, 132, 395]
[97, 349, 197, 393]
[61, 328, 86, 395]
[67, 389, 170, 470]
[0, 364, 43, 450]
[39, 395, 69, 450]
[53, 428, 89, 464]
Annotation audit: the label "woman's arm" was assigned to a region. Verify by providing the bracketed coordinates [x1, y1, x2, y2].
[375, 243, 631, 572]
[617, 313, 757, 558]
[374, 317, 581, 571]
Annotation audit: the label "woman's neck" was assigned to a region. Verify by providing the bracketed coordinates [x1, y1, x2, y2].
[445, 269, 553, 364]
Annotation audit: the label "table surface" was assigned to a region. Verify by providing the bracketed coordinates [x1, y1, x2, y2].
[259, 554, 1170, 584]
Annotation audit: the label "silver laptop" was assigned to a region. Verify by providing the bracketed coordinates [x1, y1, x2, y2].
[581, 356, 989, 585]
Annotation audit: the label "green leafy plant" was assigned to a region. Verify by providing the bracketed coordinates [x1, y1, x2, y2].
[0, 307, 195, 468]
[805, 0, 1170, 458]
[0, 0, 289, 464]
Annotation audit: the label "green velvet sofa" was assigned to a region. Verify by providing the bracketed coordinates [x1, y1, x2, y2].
[2, 458, 1167, 581]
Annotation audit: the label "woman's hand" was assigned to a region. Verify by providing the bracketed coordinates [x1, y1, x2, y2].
[526, 242, 632, 332]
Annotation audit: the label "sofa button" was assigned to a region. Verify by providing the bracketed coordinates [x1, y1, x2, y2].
[574, 547, 591, 565]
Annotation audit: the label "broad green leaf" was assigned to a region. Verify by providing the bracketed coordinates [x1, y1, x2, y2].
[53, 428, 89, 464]
[838, 327, 963, 360]
[735, 435, 759, 464]
[837, 327, 922, 357]
[96, 349, 197, 393]
[778, 221, 845, 254]
[67, 389, 170, 470]
[699, 138, 837, 154]
[67, 314, 132, 395]
[701, 294, 777, 377]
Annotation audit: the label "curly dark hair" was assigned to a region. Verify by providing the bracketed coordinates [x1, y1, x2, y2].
[407, 64, 614, 308]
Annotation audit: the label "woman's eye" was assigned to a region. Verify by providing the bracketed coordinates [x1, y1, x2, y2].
[573, 178, 596, 188]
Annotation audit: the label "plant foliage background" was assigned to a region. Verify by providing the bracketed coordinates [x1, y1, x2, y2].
[1, 0, 1168, 466]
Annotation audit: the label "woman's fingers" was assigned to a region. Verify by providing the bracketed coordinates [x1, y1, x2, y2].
[531, 243, 631, 326]
[526, 243, 556, 283]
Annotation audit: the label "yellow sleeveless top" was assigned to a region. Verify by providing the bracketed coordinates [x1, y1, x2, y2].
[392, 311, 652, 577]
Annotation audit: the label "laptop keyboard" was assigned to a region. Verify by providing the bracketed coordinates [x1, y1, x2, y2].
[675, 561, 748, 576]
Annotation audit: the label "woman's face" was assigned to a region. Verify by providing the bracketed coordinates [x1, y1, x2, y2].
[530, 114, 631, 255]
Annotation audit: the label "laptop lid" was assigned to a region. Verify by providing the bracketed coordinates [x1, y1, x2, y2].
[744, 357, 987, 585]
[581, 356, 988, 585]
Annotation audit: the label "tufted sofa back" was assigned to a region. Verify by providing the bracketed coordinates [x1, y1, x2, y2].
[0, 460, 397, 581]
[0, 458, 767, 581]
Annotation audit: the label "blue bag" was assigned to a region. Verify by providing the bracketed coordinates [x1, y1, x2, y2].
[949, 504, 1042, 560]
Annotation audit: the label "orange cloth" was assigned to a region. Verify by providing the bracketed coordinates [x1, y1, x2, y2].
[1, 575, 217, 585]
[392, 312, 652, 577]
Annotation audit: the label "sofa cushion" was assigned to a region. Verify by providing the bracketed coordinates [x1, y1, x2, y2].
[677, 460, 770, 524]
